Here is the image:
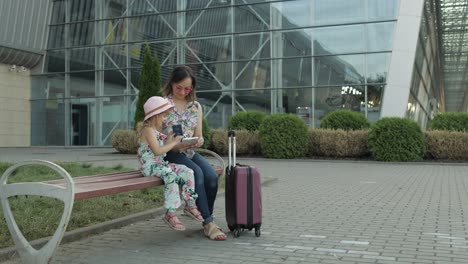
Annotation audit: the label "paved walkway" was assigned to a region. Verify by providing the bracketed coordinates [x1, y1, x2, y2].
[1, 148, 468, 263]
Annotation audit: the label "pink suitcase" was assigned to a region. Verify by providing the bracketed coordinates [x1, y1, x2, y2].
[225, 130, 262, 237]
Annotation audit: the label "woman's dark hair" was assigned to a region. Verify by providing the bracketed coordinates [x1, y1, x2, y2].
[163, 65, 197, 102]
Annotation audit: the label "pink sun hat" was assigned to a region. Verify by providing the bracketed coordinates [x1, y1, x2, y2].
[143, 96, 174, 121]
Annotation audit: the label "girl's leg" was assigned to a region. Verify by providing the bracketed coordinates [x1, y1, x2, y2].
[158, 166, 185, 231]
[172, 164, 197, 206]
[173, 164, 203, 222]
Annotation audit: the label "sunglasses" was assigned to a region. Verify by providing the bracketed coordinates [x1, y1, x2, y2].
[175, 85, 193, 93]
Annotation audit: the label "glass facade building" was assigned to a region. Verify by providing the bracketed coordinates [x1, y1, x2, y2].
[407, 0, 443, 128]
[25, 0, 445, 146]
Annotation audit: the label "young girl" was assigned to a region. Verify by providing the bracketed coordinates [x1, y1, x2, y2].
[137, 96, 204, 231]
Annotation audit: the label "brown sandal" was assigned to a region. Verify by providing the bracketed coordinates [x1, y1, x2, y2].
[184, 206, 204, 222]
[162, 213, 186, 231]
[204, 222, 226, 241]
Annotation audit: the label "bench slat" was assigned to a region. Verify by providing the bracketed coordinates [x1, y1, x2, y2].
[44, 167, 223, 201]
[74, 176, 163, 200]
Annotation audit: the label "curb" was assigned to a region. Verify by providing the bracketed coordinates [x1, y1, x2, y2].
[0, 176, 278, 262]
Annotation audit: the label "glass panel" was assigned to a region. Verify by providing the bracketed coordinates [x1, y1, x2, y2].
[129, 15, 176, 42]
[70, 71, 96, 97]
[281, 88, 313, 116]
[314, 86, 365, 125]
[48, 25, 65, 48]
[235, 59, 271, 89]
[367, 22, 395, 52]
[410, 70, 421, 97]
[186, 36, 232, 63]
[104, 18, 128, 44]
[314, 0, 364, 25]
[366, 84, 384, 122]
[187, 0, 230, 10]
[31, 74, 65, 100]
[280, 0, 312, 28]
[130, 42, 177, 68]
[104, 45, 127, 69]
[69, 22, 95, 46]
[234, 89, 271, 113]
[104, 0, 127, 18]
[367, 0, 399, 21]
[31, 99, 65, 146]
[314, 55, 365, 86]
[50, 1, 66, 24]
[366, 53, 391, 83]
[186, 7, 231, 36]
[70, 0, 94, 22]
[235, 3, 270, 32]
[197, 91, 232, 129]
[235, 33, 270, 60]
[234, 0, 275, 3]
[189, 62, 233, 91]
[313, 25, 365, 55]
[282, 58, 312, 88]
[283, 30, 312, 58]
[104, 69, 127, 95]
[130, 0, 176, 15]
[101, 96, 129, 145]
[406, 94, 417, 119]
[70, 48, 95, 71]
[45, 50, 65, 73]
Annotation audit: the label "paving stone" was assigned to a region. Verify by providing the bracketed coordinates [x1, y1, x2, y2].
[3, 160, 468, 263]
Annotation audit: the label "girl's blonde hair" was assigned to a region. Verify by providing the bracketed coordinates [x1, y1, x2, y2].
[136, 109, 171, 139]
[163, 65, 197, 102]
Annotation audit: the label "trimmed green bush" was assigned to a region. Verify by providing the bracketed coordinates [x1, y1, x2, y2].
[228, 111, 267, 131]
[259, 114, 308, 159]
[309, 129, 369, 158]
[201, 118, 211, 149]
[320, 109, 370, 131]
[368, 117, 425, 161]
[428, 112, 468, 132]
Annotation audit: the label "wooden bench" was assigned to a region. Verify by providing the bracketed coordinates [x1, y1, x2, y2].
[0, 149, 224, 264]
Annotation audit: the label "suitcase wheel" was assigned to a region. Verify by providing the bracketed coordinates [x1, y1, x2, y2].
[255, 227, 261, 237]
[233, 228, 241, 238]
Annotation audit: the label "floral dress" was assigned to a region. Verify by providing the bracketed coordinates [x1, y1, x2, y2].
[162, 96, 200, 158]
[137, 129, 197, 212]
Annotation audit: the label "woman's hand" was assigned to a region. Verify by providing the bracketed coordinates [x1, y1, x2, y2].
[195, 136, 204, 148]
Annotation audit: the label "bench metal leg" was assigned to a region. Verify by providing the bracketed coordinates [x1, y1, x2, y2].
[0, 160, 75, 264]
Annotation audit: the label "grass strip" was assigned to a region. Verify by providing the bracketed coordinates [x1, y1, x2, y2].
[0, 162, 164, 249]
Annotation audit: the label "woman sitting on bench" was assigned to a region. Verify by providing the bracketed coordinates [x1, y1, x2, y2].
[161, 66, 227, 241]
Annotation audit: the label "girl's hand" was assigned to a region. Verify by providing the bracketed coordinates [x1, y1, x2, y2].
[168, 134, 183, 145]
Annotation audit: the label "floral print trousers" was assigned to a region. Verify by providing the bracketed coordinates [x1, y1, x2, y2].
[142, 163, 198, 213]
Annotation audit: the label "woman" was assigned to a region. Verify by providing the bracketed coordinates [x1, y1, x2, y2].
[162, 65, 227, 241]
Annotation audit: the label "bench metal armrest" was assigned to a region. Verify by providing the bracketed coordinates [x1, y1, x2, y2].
[0, 160, 74, 264]
[195, 148, 225, 178]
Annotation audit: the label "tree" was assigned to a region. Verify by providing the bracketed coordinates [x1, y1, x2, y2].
[134, 44, 162, 129]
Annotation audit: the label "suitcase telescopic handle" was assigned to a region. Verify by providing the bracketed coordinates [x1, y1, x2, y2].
[228, 130, 236, 167]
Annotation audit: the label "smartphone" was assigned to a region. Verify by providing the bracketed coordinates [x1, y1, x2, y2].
[172, 125, 183, 136]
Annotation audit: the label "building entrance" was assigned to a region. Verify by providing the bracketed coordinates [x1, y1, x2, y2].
[71, 104, 88, 145]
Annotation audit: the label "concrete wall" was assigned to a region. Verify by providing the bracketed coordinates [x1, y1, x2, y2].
[0, 63, 31, 146]
[381, 0, 425, 117]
